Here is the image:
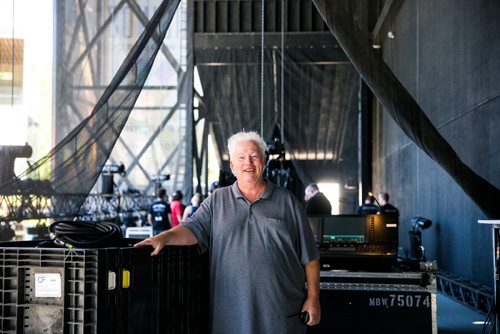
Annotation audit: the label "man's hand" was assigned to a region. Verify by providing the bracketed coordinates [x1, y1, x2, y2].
[133, 226, 198, 256]
[134, 234, 166, 256]
[301, 296, 320, 326]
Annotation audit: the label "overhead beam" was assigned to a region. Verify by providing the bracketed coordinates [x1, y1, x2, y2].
[194, 32, 349, 65]
[195, 32, 340, 49]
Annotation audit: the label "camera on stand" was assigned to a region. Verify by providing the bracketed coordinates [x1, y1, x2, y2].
[265, 135, 295, 190]
[152, 174, 170, 193]
[101, 164, 126, 194]
[409, 216, 433, 261]
[102, 164, 126, 175]
[265, 138, 285, 158]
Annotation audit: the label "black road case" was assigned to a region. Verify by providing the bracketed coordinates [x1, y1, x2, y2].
[309, 270, 437, 334]
[0, 240, 209, 333]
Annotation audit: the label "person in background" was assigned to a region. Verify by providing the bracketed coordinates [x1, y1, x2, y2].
[170, 190, 185, 228]
[181, 192, 202, 222]
[134, 130, 320, 333]
[356, 195, 379, 214]
[208, 180, 220, 195]
[377, 192, 399, 215]
[147, 188, 171, 235]
[304, 183, 332, 215]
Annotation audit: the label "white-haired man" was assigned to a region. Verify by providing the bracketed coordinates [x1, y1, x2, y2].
[135, 130, 320, 333]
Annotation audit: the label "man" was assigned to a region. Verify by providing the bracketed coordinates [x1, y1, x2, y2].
[181, 192, 202, 222]
[135, 130, 320, 333]
[147, 188, 171, 235]
[377, 192, 399, 215]
[169, 190, 185, 228]
[208, 180, 220, 195]
[304, 183, 332, 215]
[356, 195, 379, 214]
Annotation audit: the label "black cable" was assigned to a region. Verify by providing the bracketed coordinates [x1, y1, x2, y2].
[49, 220, 123, 248]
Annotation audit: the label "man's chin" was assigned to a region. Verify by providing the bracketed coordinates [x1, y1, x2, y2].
[239, 174, 260, 182]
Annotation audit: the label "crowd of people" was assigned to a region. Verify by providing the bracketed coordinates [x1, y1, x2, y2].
[146, 179, 222, 236]
[302, 183, 398, 216]
[356, 192, 399, 216]
[147, 174, 397, 238]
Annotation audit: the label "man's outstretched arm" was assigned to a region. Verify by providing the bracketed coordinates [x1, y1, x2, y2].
[134, 225, 197, 256]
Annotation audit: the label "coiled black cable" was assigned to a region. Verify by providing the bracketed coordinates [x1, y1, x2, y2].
[49, 220, 123, 248]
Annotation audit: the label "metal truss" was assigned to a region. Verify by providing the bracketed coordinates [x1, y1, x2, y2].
[56, 0, 193, 196]
[0, 192, 152, 223]
[78, 193, 152, 221]
[437, 269, 494, 315]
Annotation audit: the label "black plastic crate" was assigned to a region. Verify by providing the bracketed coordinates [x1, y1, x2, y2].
[0, 240, 209, 333]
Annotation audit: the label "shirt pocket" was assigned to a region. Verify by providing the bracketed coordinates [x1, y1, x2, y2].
[265, 217, 291, 249]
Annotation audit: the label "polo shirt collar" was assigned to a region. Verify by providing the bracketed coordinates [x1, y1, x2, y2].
[231, 180, 276, 200]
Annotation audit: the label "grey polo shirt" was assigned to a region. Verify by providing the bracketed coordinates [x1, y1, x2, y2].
[183, 181, 319, 334]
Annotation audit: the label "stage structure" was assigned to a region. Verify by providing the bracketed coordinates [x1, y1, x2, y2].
[54, 0, 196, 197]
[0, 0, 207, 225]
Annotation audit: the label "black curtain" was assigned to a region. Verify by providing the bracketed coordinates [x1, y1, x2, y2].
[312, 0, 500, 218]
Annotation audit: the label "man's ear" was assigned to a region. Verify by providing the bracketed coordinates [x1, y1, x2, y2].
[230, 162, 237, 176]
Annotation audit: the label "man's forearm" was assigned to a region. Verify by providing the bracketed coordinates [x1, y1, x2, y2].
[305, 259, 320, 299]
[157, 225, 198, 246]
[302, 259, 321, 325]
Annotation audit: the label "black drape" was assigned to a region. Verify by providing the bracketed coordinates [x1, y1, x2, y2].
[312, 0, 500, 218]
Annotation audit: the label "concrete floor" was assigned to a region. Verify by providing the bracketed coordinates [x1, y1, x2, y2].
[437, 292, 490, 334]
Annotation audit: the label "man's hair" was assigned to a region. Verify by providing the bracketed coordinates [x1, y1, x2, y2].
[378, 192, 389, 202]
[172, 190, 183, 201]
[227, 131, 266, 160]
[209, 181, 220, 192]
[192, 192, 202, 205]
[306, 183, 319, 192]
[365, 195, 375, 204]
[156, 188, 166, 198]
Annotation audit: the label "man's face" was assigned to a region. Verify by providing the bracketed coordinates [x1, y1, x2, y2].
[304, 187, 314, 201]
[378, 195, 385, 205]
[230, 140, 265, 185]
